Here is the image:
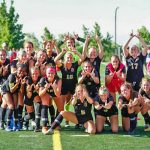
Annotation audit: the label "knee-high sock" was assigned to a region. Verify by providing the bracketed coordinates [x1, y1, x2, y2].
[129, 113, 137, 132]
[41, 105, 48, 127]
[0, 108, 6, 122]
[49, 105, 55, 123]
[7, 109, 13, 127]
[50, 114, 63, 130]
[143, 113, 150, 125]
[14, 109, 18, 126]
[35, 103, 41, 128]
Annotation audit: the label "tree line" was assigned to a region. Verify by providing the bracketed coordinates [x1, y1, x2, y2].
[0, 0, 150, 61]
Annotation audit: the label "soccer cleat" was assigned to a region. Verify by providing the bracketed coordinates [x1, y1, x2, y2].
[22, 125, 28, 131]
[34, 126, 41, 132]
[128, 129, 135, 135]
[31, 121, 36, 127]
[0, 122, 5, 130]
[44, 128, 54, 135]
[65, 123, 70, 128]
[5, 126, 12, 132]
[13, 126, 19, 131]
[17, 122, 22, 130]
[144, 125, 150, 131]
[74, 124, 82, 129]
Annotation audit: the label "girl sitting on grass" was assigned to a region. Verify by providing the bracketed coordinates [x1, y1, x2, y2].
[44, 84, 96, 135]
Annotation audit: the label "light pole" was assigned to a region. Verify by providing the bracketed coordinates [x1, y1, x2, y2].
[115, 6, 119, 54]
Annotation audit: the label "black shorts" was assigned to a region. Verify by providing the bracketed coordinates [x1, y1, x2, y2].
[95, 105, 118, 117]
[76, 114, 93, 125]
[24, 97, 34, 106]
[121, 107, 130, 118]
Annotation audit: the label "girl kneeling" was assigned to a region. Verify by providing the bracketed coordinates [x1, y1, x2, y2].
[44, 84, 96, 135]
[94, 86, 118, 133]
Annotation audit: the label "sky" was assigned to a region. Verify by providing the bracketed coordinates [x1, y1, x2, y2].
[5, 0, 150, 45]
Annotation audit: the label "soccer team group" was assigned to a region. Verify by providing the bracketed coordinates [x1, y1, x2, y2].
[0, 33, 150, 135]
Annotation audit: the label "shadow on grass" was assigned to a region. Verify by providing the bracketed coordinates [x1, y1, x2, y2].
[60, 125, 150, 138]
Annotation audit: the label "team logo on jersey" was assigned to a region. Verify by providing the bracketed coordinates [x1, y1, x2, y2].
[87, 82, 91, 85]
[104, 109, 108, 112]
[81, 110, 85, 115]
[84, 101, 87, 107]
[71, 68, 74, 72]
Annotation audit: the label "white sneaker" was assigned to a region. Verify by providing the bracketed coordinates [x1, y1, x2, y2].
[43, 128, 54, 135]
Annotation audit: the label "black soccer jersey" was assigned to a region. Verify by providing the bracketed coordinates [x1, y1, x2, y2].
[78, 70, 99, 98]
[85, 56, 102, 79]
[1, 73, 21, 94]
[24, 76, 41, 105]
[45, 52, 57, 67]
[126, 53, 146, 89]
[60, 62, 78, 92]
[74, 98, 92, 121]
[39, 76, 60, 97]
[0, 58, 10, 82]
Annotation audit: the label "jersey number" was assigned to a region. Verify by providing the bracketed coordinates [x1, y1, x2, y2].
[131, 63, 138, 70]
[67, 75, 73, 79]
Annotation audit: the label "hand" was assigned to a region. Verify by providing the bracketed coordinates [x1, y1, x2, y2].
[52, 40, 56, 47]
[130, 30, 135, 38]
[34, 83, 40, 91]
[118, 103, 123, 110]
[73, 93, 77, 99]
[83, 88, 89, 98]
[90, 69, 95, 78]
[95, 34, 100, 42]
[16, 77, 20, 85]
[21, 77, 27, 85]
[27, 84, 33, 92]
[73, 33, 79, 40]
[64, 33, 70, 42]
[62, 48, 67, 53]
[86, 35, 90, 42]
[95, 104, 103, 110]
[135, 32, 141, 39]
[81, 70, 87, 77]
[109, 71, 114, 78]
[35, 61, 40, 67]
[104, 101, 111, 109]
[44, 83, 51, 90]
[116, 69, 121, 78]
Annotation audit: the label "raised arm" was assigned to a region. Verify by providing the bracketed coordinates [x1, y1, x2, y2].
[54, 48, 66, 64]
[82, 35, 90, 59]
[53, 40, 60, 54]
[136, 34, 148, 56]
[72, 49, 84, 65]
[95, 34, 104, 59]
[123, 33, 134, 57]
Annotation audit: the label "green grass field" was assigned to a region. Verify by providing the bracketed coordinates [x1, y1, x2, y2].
[0, 63, 150, 150]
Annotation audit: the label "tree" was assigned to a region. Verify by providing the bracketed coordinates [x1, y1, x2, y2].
[41, 27, 54, 42]
[102, 32, 116, 61]
[82, 25, 90, 38]
[138, 26, 150, 45]
[0, 0, 24, 49]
